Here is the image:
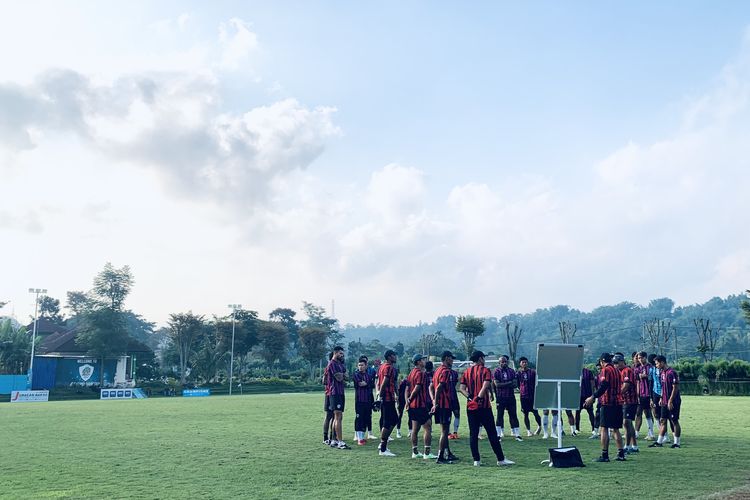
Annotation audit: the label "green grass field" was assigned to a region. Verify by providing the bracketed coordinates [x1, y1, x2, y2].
[2, 393, 749, 499]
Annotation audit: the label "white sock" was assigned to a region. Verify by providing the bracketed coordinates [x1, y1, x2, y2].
[647, 418, 654, 434]
[570, 425, 576, 434]
[657, 434, 664, 444]
[513, 427, 519, 436]
[543, 414, 549, 430]
[496, 426, 502, 436]
[454, 417, 460, 433]
[552, 414, 558, 431]
[675, 436, 680, 445]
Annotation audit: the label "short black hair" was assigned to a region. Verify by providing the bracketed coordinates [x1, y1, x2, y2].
[638, 351, 648, 358]
[500, 354, 509, 361]
[655, 355, 667, 363]
[425, 361, 434, 371]
[647, 353, 657, 364]
[358, 357, 367, 363]
[519, 356, 528, 362]
[333, 346, 344, 353]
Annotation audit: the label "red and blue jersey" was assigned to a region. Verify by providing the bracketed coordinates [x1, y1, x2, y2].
[325, 359, 346, 396]
[634, 364, 650, 398]
[516, 368, 536, 398]
[660, 367, 680, 406]
[353, 370, 372, 403]
[493, 366, 516, 399]
[580, 367, 594, 398]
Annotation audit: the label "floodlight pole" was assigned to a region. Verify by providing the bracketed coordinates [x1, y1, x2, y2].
[228, 304, 242, 396]
[28, 288, 47, 389]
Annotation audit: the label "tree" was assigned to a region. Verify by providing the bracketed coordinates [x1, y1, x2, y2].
[166, 312, 205, 385]
[257, 321, 290, 371]
[38, 296, 65, 324]
[694, 318, 720, 362]
[66, 291, 89, 316]
[742, 290, 750, 324]
[75, 263, 135, 385]
[504, 320, 523, 366]
[0, 320, 30, 374]
[558, 321, 577, 344]
[456, 315, 485, 359]
[298, 326, 328, 379]
[93, 262, 134, 309]
[301, 302, 341, 349]
[419, 331, 441, 357]
[643, 318, 673, 355]
[270, 308, 299, 347]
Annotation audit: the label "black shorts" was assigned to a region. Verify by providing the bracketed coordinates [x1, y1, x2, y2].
[660, 401, 681, 422]
[451, 396, 460, 412]
[652, 393, 661, 407]
[381, 401, 399, 429]
[327, 394, 345, 412]
[638, 396, 651, 411]
[520, 397, 535, 413]
[324, 395, 331, 412]
[623, 404, 637, 421]
[434, 407, 452, 426]
[408, 408, 431, 426]
[601, 405, 623, 429]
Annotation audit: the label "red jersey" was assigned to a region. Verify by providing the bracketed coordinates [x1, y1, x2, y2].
[598, 363, 620, 406]
[432, 365, 453, 408]
[407, 368, 427, 409]
[618, 366, 637, 405]
[378, 362, 397, 402]
[460, 365, 492, 409]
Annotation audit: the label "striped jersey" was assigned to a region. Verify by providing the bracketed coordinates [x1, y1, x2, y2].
[460, 365, 492, 409]
[324, 359, 346, 396]
[598, 363, 620, 406]
[493, 366, 516, 399]
[660, 367, 680, 405]
[432, 365, 453, 409]
[618, 366, 638, 404]
[353, 370, 372, 403]
[378, 362, 397, 402]
[407, 368, 427, 409]
[634, 364, 650, 397]
[516, 368, 536, 398]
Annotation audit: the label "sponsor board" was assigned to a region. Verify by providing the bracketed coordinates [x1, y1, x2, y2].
[182, 388, 211, 397]
[10, 390, 50, 403]
[100, 389, 136, 400]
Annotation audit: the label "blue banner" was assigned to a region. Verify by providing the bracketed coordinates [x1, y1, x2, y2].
[182, 388, 211, 397]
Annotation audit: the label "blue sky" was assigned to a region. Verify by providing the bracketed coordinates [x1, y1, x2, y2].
[2, 2, 750, 326]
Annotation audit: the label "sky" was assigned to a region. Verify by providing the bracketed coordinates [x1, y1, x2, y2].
[2, 1, 750, 327]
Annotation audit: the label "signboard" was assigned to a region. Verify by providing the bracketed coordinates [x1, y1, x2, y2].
[10, 390, 49, 403]
[100, 388, 134, 400]
[533, 343, 584, 410]
[182, 388, 211, 397]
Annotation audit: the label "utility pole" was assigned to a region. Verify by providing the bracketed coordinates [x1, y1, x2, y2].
[228, 304, 242, 396]
[28, 288, 47, 389]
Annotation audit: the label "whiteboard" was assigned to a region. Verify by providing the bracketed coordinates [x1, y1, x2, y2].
[533, 343, 584, 410]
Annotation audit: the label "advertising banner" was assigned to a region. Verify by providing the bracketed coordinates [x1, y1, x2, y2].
[10, 390, 50, 403]
[182, 388, 211, 397]
[100, 388, 135, 400]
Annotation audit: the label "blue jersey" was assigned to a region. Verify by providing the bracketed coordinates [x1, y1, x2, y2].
[649, 366, 662, 396]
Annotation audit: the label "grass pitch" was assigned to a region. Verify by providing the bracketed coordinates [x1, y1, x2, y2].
[2, 393, 749, 499]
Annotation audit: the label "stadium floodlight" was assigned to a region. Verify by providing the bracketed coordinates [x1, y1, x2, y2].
[228, 304, 242, 396]
[28, 288, 47, 389]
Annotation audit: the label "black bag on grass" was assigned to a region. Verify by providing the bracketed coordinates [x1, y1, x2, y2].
[547, 447, 585, 468]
